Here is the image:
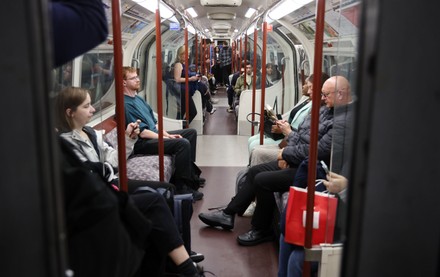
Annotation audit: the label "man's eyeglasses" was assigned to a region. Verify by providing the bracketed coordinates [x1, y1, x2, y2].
[126, 76, 140, 81]
[321, 92, 332, 98]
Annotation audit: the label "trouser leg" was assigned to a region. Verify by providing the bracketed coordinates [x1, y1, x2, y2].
[131, 192, 184, 276]
[251, 167, 297, 230]
[224, 160, 279, 215]
[168, 128, 197, 162]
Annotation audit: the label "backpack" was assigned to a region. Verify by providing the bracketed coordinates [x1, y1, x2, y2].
[235, 167, 249, 194]
[59, 138, 151, 277]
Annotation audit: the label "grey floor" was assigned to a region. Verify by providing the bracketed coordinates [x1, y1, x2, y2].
[191, 88, 279, 277]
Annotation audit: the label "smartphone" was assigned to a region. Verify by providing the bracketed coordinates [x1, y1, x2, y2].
[276, 114, 282, 120]
[320, 160, 330, 174]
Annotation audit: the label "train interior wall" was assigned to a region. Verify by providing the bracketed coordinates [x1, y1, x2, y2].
[342, 1, 440, 276]
[1, 0, 440, 276]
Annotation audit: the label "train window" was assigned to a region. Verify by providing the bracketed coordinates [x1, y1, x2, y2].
[52, 61, 73, 93]
[80, 53, 114, 106]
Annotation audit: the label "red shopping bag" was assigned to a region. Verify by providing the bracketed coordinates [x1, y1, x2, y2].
[284, 186, 338, 246]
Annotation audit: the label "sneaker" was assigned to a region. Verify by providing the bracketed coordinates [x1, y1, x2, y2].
[243, 201, 256, 217]
[209, 108, 217, 115]
[226, 107, 234, 113]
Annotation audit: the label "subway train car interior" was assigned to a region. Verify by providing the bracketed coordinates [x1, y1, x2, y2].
[1, 0, 440, 276]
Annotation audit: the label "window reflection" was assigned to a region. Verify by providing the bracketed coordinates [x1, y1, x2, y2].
[80, 53, 114, 105]
[52, 61, 73, 93]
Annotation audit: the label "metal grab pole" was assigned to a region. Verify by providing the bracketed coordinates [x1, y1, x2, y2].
[259, 21, 268, 145]
[303, 0, 326, 276]
[155, 3, 165, 181]
[184, 28, 189, 125]
[111, 0, 128, 192]
[195, 34, 198, 73]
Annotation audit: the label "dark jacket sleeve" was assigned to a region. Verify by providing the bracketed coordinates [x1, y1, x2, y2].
[282, 107, 333, 166]
[51, 0, 108, 67]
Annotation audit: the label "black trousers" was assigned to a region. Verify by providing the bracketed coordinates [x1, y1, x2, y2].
[178, 92, 197, 124]
[133, 128, 197, 189]
[131, 191, 183, 277]
[224, 160, 297, 229]
[221, 63, 232, 86]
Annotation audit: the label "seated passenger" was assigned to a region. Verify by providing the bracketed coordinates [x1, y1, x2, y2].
[264, 63, 281, 88]
[226, 66, 243, 113]
[234, 63, 260, 98]
[198, 76, 352, 246]
[197, 74, 217, 115]
[122, 66, 204, 200]
[55, 87, 203, 276]
[174, 46, 198, 123]
[248, 73, 330, 165]
[278, 170, 349, 277]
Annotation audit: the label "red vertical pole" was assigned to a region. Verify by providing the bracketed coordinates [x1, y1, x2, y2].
[155, 4, 164, 181]
[303, 0, 326, 276]
[244, 35, 248, 85]
[239, 37, 243, 72]
[203, 39, 207, 75]
[251, 31, 257, 137]
[195, 34, 198, 73]
[259, 21, 267, 145]
[111, 0, 128, 192]
[231, 41, 235, 73]
[184, 28, 189, 125]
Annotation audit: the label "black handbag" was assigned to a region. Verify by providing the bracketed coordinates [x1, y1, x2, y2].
[262, 97, 284, 141]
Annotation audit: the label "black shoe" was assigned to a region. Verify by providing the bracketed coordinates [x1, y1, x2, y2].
[176, 186, 204, 201]
[198, 177, 206, 185]
[192, 189, 204, 201]
[237, 229, 274, 246]
[190, 251, 205, 263]
[198, 210, 234, 230]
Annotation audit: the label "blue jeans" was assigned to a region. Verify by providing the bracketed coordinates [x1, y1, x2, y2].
[278, 234, 318, 277]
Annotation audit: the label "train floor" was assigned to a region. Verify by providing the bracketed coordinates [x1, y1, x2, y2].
[192, 87, 279, 277]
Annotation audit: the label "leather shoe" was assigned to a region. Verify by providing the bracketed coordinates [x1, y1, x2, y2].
[198, 210, 234, 230]
[237, 229, 274, 246]
[190, 251, 205, 263]
[176, 185, 203, 201]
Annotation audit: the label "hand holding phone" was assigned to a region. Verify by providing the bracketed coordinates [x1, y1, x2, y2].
[320, 160, 330, 175]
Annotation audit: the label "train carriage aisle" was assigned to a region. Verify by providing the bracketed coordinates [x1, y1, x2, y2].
[192, 88, 279, 276]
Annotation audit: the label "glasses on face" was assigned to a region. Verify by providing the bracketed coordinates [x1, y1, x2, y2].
[126, 75, 140, 81]
[321, 92, 332, 98]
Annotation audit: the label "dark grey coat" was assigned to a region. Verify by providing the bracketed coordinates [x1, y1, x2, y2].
[282, 106, 334, 167]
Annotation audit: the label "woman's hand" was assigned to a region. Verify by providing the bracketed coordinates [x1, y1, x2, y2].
[271, 124, 281, 133]
[126, 119, 141, 139]
[278, 159, 289, 169]
[277, 121, 291, 136]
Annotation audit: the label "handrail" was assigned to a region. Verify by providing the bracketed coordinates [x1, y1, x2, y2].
[259, 20, 268, 145]
[184, 27, 190, 125]
[303, 0, 326, 276]
[252, 30, 258, 137]
[195, 34, 198, 74]
[155, 1, 165, 181]
[111, 0, 128, 192]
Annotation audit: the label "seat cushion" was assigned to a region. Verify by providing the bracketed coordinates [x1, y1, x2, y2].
[103, 128, 174, 182]
[127, 155, 174, 182]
